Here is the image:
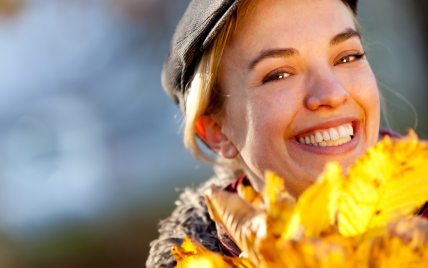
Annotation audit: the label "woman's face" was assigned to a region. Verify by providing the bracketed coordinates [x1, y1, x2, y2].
[216, 0, 380, 196]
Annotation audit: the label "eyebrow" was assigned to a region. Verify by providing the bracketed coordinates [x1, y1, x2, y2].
[248, 48, 299, 70]
[248, 28, 361, 71]
[330, 28, 361, 47]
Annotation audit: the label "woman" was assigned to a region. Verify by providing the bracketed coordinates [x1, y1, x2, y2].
[147, 0, 422, 267]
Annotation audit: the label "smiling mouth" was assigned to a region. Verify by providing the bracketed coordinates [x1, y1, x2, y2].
[295, 123, 354, 147]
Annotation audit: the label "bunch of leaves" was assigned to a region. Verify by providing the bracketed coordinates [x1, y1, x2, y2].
[172, 130, 428, 268]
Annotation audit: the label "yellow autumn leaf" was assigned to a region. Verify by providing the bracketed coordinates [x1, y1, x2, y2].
[204, 186, 264, 267]
[283, 162, 342, 239]
[237, 183, 263, 208]
[262, 172, 296, 236]
[277, 237, 348, 268]
[173, 130, 428, 268]
[338, 131, 428, 238]
[353, 217, 428, 268]
[172, 236, 254, 268]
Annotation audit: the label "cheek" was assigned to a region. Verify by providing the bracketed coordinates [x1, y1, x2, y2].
[231, 88, 301, 170]
[248, 89, 299, 138]
[346, 67, 380, 141]
[339, 66, 379, 110]
[352, 69, 379, 115]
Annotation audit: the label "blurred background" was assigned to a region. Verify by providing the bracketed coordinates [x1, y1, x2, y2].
[0, 0, 425, 267]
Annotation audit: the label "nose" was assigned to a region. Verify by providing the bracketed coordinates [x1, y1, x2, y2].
[304, 68, 350, 110]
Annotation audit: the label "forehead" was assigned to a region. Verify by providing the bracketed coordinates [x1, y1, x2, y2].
[228, 0, 356, 55]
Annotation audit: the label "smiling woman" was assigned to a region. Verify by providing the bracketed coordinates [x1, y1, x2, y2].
[147, 0, 383, 267]
[205, 0, 380, 196]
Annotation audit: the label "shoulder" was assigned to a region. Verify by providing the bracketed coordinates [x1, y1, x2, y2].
[146, 173, 234, 268]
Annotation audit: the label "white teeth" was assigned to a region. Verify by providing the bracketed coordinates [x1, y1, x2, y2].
[315, 131, 323, 143]
[322, 130, 331, 141]
[297, 123, 354, 147]
[346, 125, 351, 136]
[338, 125, 347, 138]
[348, 124, 354, 135]
[329, 128, 340, 140]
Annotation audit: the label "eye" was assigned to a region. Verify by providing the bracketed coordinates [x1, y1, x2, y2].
[262, 70, 292, 84]
[335, 53, 365, 66]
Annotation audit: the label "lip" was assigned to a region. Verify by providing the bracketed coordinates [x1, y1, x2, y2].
[289, 120, 360, 155]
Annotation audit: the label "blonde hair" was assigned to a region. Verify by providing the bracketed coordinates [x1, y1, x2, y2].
[183, 0, 359, 164]
[183, 3, 246, 164]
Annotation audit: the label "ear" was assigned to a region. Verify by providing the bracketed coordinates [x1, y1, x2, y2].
[195, 116, 239, 159]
